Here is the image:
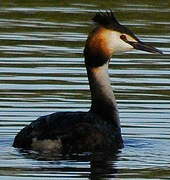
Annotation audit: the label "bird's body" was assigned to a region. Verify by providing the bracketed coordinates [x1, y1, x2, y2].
[13, 11, 162, 153]
[13, 112, 123, 153]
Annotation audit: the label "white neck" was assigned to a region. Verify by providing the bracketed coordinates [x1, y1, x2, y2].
[86, 62, 120, 128]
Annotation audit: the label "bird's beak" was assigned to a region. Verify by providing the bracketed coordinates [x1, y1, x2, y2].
[128, 40, 163, 54]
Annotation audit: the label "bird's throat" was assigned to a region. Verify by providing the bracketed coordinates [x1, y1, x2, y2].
[86, 62, 120, 128]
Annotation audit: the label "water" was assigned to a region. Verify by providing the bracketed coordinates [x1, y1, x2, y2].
[0, 0, 170, 179]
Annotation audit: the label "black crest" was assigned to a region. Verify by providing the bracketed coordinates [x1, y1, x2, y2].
[92, 10, 120, 29]
[92, 10, 138, 40]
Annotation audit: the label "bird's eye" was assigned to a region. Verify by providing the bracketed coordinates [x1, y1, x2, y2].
[120, 34, 127, 40]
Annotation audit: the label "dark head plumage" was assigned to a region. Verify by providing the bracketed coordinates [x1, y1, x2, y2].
[92, 10, 138, 41]
[84, 10, 163, 68]
[92, 10, 120, 29]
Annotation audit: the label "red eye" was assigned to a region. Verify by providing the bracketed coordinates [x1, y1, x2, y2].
[120, 34, 127, 40]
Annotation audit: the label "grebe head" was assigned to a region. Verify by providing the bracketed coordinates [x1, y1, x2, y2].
[84, 10, 163, 67]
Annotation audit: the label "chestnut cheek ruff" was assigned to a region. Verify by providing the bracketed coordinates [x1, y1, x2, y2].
[84, 47, 109, 68]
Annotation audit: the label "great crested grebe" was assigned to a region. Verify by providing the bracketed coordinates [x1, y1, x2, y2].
[13, 11, 162, 153]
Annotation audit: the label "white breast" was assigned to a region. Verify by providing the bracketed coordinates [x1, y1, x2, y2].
[31, 138, 62, 152]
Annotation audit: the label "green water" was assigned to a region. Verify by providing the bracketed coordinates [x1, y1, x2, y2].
[0, 0, 170, 179]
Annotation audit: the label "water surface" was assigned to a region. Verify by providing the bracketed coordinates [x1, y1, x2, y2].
[0, 0, 170, 179]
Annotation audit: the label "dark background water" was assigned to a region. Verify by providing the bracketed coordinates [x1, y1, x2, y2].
[0, 0, 170, 179]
